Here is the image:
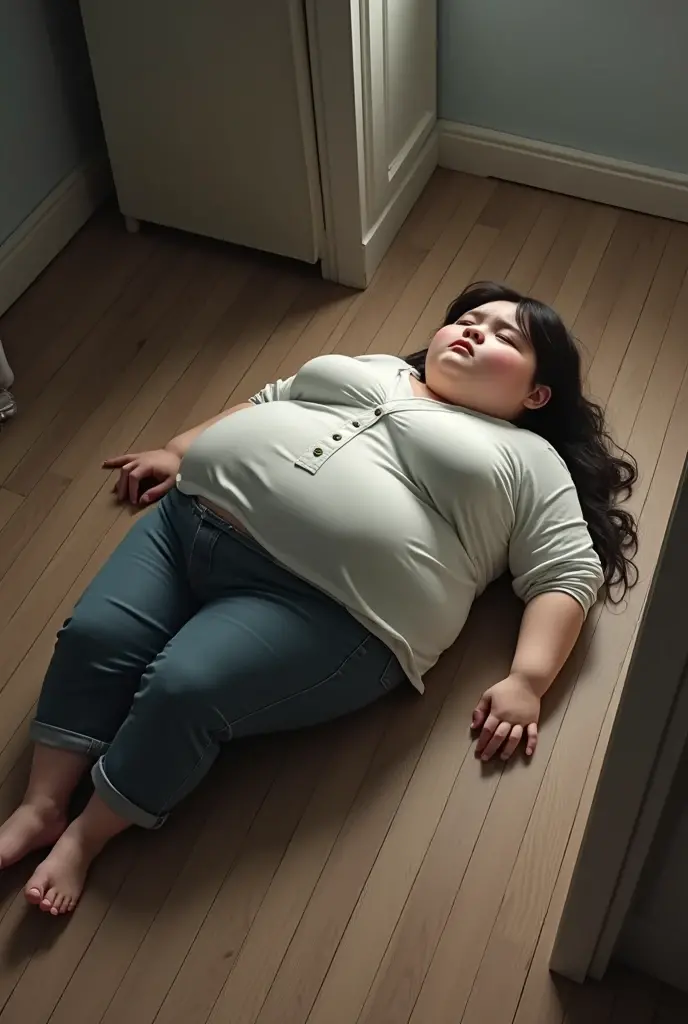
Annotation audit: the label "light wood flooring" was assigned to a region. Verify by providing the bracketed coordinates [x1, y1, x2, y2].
[1, 171, 687, 1023]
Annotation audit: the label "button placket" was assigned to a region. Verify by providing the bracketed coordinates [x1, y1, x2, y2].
[294, 405, 387, 473]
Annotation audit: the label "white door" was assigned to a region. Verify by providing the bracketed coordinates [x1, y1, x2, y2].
[308, 0, 438, 287]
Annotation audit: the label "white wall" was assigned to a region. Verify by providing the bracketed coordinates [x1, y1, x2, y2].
[438, 0, 688, 173]
[0, 0, 103, 244]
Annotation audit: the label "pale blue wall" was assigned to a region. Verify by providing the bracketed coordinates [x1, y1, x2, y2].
[0, 0, 103, 244]
[438, 0, 688, 173]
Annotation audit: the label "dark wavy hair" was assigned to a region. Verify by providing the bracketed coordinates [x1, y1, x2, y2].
[406, 281, 638, 601]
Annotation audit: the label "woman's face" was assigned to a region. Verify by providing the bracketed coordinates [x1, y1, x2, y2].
[424, 300, 551, 420]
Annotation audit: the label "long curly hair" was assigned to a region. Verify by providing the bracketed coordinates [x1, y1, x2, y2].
[405, 281, 639, 601]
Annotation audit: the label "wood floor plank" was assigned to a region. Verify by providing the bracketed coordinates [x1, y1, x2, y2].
[5, 244, 197, 495]
[204, 709, 388, 1024]
[151, 731, 332, 1024]
[528, 200, 595, 304]
[604, 226, 688, 441]
[472, 185, 544, 284]
[621, 275, 688, 509]
[551, 206, 619, 324]
[0, 490, 23, 531]
[506, 194, 572, 294]
[98, 744, 284, 1024]
[0, 233, 162, 482]
[586, 220, 671, 401]
[0, 472, 71, 579]
[0, 214, 147, 388]
[571, 214, 649, 372]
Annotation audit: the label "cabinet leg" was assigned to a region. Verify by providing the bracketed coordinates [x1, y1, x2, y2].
[124, 216, 141, 234]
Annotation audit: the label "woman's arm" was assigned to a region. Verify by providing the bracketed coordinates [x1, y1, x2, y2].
[509, 591, 585, 696]
[104, 402, 253, 505]
[472, 592, 585, 762]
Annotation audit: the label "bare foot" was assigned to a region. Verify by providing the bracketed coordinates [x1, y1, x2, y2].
[24, 821, 100, 915]
[0, 802, 67, 870]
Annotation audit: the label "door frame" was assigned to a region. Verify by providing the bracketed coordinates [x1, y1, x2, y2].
[550, 456, 688, 981]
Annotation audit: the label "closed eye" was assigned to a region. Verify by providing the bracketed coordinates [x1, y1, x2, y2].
[497, 333, 518, 347]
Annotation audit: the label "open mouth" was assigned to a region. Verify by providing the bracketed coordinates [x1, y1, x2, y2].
[450, 339, 474, 357]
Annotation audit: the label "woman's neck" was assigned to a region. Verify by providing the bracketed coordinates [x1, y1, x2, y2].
[408, 374, 447, 403]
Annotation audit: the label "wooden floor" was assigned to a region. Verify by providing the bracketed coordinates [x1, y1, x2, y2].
[1, 170, 688, 1024]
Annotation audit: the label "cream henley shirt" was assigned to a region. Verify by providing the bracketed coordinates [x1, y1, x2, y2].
[176, 353, 604, 691]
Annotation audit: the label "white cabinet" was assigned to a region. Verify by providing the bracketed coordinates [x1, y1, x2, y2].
[80, 0, 438, 288]
[79, 0, 324, 264]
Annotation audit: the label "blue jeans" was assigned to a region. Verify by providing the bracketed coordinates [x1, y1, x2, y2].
[31, 490, 405, 828]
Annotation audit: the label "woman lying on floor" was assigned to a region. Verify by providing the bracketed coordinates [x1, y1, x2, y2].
[0, 281, 638, 915]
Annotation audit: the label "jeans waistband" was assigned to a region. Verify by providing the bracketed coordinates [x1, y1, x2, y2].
[188, 496, 272, 560]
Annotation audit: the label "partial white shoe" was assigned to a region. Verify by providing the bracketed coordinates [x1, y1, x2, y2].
[0, 342, 17, 423]
[0, 341, 13, 389]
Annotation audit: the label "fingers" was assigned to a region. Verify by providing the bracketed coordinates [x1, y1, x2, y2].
[500, 724, 524, 761]
[103, 454, 135, 469]
[471, 694, 491, 730]
[476, 719, 512, 761]
[140, 476, 174, 505]
[474, 721, 538, 762]
[474, 714, 500, 757]
[128, 466, 144, 506]
[116, 462, 136, 502]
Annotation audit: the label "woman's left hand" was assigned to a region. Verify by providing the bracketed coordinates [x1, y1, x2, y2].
[471, 675, 541, 762]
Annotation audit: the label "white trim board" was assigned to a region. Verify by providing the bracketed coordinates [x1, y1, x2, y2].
[362, 127, 438, 283]
[438, 121, 688, 224]
[0, 154, 113, 317]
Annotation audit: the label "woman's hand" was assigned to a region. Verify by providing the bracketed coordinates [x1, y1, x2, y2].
[103, 449, 180, 506]
[471, 674, 541, 762]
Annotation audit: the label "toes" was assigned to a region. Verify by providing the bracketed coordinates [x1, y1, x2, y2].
[24, 885, 44, 906]
[40, 886, 60, 913]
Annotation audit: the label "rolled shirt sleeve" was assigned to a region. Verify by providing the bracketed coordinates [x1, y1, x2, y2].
[509, 447, 604, 615]
[249, 376, 294, 405]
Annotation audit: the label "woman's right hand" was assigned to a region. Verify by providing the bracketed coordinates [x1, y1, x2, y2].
[103, 448, 181, 506]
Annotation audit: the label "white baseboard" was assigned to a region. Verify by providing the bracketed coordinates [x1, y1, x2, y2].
[0, 154, 113, 317]
[438, 120, 688, 224]
[362, 127, 439, 284]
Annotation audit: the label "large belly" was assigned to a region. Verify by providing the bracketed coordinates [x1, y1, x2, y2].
[179, 402, 479, 667]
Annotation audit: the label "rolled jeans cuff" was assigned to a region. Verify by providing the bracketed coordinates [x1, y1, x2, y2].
[92, 756, 167, 830]
[30, 719, 109, 758]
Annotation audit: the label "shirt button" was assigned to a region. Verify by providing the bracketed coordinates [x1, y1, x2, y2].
[374, 407, 382, 416]
[352, 421, 360, 428]
[313, 447, 324, 456]
[332, 433, 342, 441]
